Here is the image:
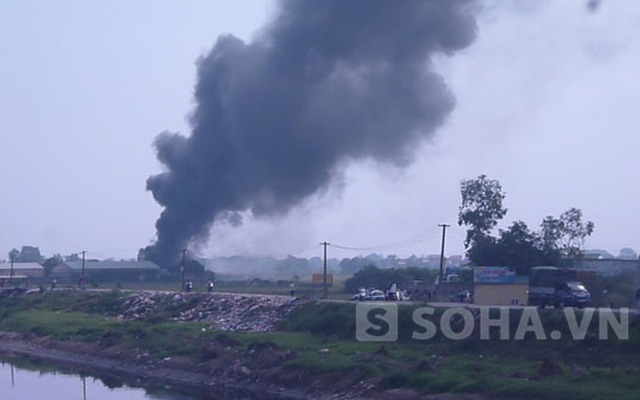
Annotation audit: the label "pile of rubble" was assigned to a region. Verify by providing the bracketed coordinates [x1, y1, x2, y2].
[119, 291, 163, 320]
[117, 291, 305, 332]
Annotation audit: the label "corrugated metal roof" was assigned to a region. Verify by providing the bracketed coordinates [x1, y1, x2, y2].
[64, 260, 160, 271]
[0, 262, 43, 270]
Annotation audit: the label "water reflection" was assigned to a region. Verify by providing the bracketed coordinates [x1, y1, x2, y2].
[0, 360, 198, 400]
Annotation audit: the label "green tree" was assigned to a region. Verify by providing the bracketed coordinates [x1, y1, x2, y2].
[540, 208, 594, 259]
[466, 221, 560, 272]
[42, 254, 63, 277]
[618, 247, 637, 259]
[458, 175, 507, 248]
[339, 257, 369, 275]
[559, 208, 594, 258]
[465, 234, 498, 266]
[344, 265, 435, 293]
[277, 256, 311, 277]
[8, 246, 43, 263]
[540, 216, 563, 258]
[496, 221, 547, 274]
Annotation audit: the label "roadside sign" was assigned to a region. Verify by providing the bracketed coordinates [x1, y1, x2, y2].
[312, 274, 333, 286]
[474, 266, 516, 283]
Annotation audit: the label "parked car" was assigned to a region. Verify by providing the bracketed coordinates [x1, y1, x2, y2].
[352, 287, 387, 301]
[450, 289, 473, 303]
[370, 289, 386, 301]
[352, 287, 366, 301]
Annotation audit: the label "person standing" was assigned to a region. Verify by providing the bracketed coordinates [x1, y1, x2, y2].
[289, 282, 296, 297]
[389, 283, 398, 301]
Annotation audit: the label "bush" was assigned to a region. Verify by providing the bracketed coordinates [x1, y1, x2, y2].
[344, 265, 436, 292]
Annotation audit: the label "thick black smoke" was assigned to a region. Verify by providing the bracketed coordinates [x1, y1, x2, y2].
[145, 0, 479, 266]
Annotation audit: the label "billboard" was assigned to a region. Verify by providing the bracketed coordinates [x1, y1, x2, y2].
[312, 274, 333, 286]
[474, 266, 516, 283]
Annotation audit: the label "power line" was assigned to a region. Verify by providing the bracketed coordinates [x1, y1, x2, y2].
[320, 241, 329, 299]
[330, 226, 441, 253]
[331, 240, 424, 252]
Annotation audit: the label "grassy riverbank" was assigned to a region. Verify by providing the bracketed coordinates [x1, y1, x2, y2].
[0, 290, 638, 399]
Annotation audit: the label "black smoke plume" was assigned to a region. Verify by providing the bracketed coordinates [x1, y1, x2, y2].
[144, 0, 479, 266]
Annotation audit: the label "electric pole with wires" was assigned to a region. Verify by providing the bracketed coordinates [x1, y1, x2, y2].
[438, 224, 450, 285]
[320, 241, 329, 299]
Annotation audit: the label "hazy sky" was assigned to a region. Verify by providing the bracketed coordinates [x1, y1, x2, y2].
[1, 0, 638, 261]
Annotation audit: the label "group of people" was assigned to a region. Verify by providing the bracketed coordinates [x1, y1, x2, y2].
[185, 280, 216, 293]
[387, 283, 399, 300]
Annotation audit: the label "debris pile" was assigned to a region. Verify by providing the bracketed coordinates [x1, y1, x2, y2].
[117, 291, 304, 332]
[182, 293, 301, 332]
[119, 291, 163, 320]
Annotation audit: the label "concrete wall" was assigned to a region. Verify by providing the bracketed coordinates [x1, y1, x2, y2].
[474, 283, 528, 306]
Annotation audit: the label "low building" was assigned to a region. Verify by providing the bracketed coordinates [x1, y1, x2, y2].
[474, 281, 529, 306]
[0, 262, 45, 279]
[472, 266, 528, 306]
[52, 260, 160, 283]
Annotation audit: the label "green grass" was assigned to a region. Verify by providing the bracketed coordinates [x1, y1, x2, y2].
[285, 351, 357, 372]
[0, 309, 116, 341]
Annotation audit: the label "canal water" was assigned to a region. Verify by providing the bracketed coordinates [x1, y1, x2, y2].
[0, 359, 201, 400]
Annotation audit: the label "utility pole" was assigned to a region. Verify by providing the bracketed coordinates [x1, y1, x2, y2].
[81, 250, 86, 288]
[320, 241, 329, 299]
[9, 253, 14, 286]
[181, 249, 187, 291]
[438, 224, 450, 285]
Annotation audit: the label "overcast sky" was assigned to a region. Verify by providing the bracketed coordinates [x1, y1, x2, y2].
[1, 0, 638, 261]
